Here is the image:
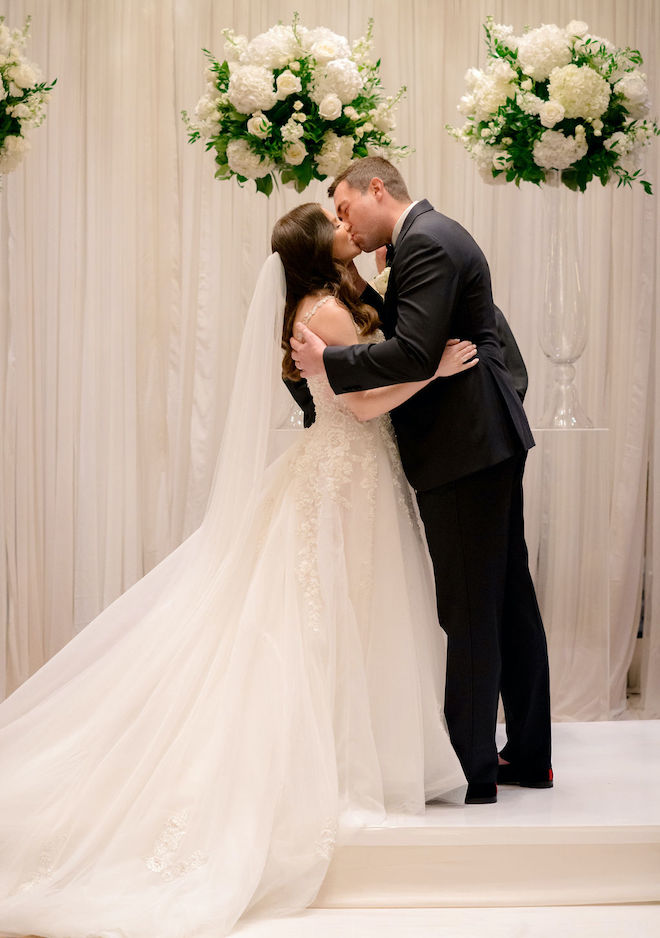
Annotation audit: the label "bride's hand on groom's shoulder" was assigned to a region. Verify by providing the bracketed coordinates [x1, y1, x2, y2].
[434, 339, 479, 380]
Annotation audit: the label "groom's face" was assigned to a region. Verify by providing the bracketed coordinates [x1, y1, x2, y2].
[333, 180, 388, 254]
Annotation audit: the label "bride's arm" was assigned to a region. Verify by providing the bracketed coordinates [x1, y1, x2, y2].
[300, 300, 478, 423]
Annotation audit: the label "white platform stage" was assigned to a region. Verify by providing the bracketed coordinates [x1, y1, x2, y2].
[237, 720, 660, 938]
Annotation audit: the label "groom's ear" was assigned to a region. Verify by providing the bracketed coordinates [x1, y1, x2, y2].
[370, 177, 386, 200]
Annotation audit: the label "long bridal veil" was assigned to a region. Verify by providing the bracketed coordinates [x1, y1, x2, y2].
[0, 252, 289, 728]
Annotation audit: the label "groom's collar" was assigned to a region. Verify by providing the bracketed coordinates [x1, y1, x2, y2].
[391, 200, 419, 246]
[395, 199, 434, 247]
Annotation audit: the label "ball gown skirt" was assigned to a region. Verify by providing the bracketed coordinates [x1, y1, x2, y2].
[0, 374, 465, 938]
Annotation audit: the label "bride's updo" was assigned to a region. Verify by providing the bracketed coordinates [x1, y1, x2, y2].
[272, 203, 380, 381]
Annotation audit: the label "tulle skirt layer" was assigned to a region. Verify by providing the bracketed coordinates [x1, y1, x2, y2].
[0, 415, 465, 938]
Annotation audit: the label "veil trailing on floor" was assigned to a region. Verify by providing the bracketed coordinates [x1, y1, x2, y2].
[0, 251, 289, 725]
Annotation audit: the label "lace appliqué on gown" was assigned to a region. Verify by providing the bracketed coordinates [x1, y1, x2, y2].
[144, 811, 208, 882]
[292, 296, 383, 632]
[17, 836, 66, 893]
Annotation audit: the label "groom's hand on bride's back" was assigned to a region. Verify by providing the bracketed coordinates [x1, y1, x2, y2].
[291, 324, 328, 379]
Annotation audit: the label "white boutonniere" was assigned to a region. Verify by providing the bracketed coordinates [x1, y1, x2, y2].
[372, 265, 390, 296]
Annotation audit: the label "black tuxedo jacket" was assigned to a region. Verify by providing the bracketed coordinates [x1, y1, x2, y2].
[324, 200, 534, 492]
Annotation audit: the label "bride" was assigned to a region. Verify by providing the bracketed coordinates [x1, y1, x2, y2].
[0, 203, 477, 938]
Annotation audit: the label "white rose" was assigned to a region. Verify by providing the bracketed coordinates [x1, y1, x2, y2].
[7, 61, 38, 89]
[318, 93, 342, 120]
[310, 39, 342, 64]
[276, 69, 302, 100]
[303, 27, 351, 61]
[539, 100, 565, 128]
[283, 140, 307, 165]
[246, 111, 271, 138]
[343, 105, 359, 121]
[566, 21, 589, 38]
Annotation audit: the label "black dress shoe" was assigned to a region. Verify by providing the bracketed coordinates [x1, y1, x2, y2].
[465, 782, 497, 804]
[497, 762, 554, 788]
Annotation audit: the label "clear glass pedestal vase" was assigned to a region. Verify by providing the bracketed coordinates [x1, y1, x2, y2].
[538, 170, 593, 428]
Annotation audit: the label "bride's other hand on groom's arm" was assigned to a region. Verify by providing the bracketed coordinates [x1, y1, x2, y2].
[291, 324, 327, 379]
[434, 339, 479, 379]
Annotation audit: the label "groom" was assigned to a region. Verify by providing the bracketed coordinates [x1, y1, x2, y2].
[291, 157, 552, 804]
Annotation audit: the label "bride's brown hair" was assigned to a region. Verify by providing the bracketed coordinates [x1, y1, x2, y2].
[271, 203, 380, 381]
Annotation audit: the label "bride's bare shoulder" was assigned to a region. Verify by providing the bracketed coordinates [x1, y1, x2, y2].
[294, 293, 359, 346]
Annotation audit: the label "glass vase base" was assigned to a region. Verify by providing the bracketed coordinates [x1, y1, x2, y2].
[540, 364, 593, 429]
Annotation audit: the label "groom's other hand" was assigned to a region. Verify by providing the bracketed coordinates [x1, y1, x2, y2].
[291, 324, 327, 379]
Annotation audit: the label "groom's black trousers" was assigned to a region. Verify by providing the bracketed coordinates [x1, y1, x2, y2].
[416, 453, 552, 787]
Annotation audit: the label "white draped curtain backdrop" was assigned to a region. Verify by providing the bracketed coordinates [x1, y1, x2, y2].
[1, 0, 659, 714]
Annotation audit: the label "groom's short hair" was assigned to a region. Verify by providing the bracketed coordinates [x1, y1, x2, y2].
[328, 157, 411, 202]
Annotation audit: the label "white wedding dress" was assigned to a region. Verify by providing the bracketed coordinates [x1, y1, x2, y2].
[0, 270, 465, 938]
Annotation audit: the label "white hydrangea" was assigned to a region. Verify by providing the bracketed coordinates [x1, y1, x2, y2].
[615, 71, 650, 119]
[516, 91, 544, 116]
[533, 127, 588, 169]
[0, 133, 30, 174]
[603, 131, 629, 156]
[226, 138, 274, 178]
[371, 104, 396, 133]
[462, 66, 516, 123]
[516, 24, 573, 81]
[227, 65, 277, 114]
[190, 92, 222, 138]
[311, 58, 363, 106]
[5, 101, 31, 120]
[0, 23, 12, 56]
[314, 130, 354, 177]
[489, 21, 518, 50]
[222, 30, 248, 63]
[318, 93, 342, 120]
[548, 64, 611, 120]
[243, 25, 300, 69]
[281, 117, 304, 143]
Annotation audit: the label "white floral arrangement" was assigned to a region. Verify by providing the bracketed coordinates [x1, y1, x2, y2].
[183, 15, 407, 196]
[0, 16, 55, 180]
[447, 17, 659, 192]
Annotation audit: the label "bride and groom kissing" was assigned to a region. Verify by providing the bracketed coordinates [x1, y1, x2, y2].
[0, 156, 552, 937]
[291, 156, 552, 804]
